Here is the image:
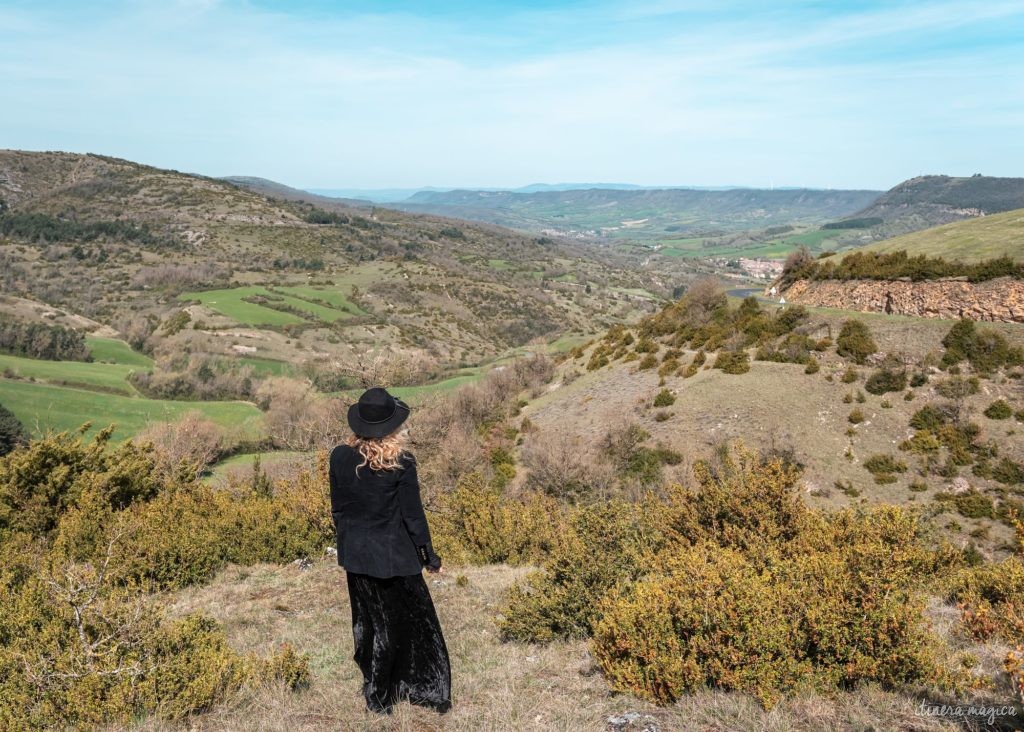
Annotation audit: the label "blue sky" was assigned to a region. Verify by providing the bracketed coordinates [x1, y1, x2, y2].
[2, 0, 1022, 190]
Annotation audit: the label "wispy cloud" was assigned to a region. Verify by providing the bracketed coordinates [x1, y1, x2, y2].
[1, 0, 1021, 188]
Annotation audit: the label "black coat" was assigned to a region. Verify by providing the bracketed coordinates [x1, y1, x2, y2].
[328, 444, 442, 578]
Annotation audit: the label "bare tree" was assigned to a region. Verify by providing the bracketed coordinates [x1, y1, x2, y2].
[137, 410, 225, 480]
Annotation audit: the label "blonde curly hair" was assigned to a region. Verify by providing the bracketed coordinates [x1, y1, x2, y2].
[347, 429, 407, 473]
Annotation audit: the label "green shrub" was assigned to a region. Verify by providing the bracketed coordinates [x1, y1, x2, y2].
[591, 504, 957, 709]
[951, 491, 996, 520]
[836, 320, 877, 365]
[0, 403, 27, 457]
[0, 428, 162, 538]
[634, 337, 659, 354]
[432, 473, 563, 566]
[910, 404, 950, 432]
[863, 454, 907, 484]
[866, 369, 907, 395]
[991, 458, 1024, 486]
[713, 350, 750, 375]
[841, 367, 859, 383]
[984, 399, 1014, 420]
[653, 389, 676, 407]
[638, 354, 658, 370]
[498, 497, 669, 642]
[941, 319, 1023, 373]
[936, 375, 980, 399]
[848, 409, 865, 425]
[804, 358, 820, 375]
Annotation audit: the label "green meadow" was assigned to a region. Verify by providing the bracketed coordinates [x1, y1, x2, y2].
[179, 284, 366, 325]
[206, 450, 311, 482]
[271, 284, 367, 315]
[0, 353, 141, 395]
[236, 356, 295, 377]
[0, 379, 264, 443]
[85, 336, 155, 367]
[178, 286, 305, 326]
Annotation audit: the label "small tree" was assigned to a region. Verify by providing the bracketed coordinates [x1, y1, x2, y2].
[0, 402, 27, 456]
[836, 319, 877, 365]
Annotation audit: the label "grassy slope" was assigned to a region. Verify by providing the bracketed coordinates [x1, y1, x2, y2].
[85, 336, 155, 367]
[148, 561, 983, 731]
[0, 353, 140, 395]
[524, 309, 1024, 555]
[178, 287, 306, 326]
[841, 208, 1024, 263]
[0, 379, 264, 443]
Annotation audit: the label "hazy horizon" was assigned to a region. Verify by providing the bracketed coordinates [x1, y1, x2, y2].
[3, 0, 1023, 189]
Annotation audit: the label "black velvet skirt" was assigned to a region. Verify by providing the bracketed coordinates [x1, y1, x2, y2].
[346, 570, 452, 715]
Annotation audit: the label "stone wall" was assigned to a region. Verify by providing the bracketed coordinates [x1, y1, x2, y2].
[781, 277, 1024, 323]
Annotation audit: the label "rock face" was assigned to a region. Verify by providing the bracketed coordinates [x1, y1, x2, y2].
[782, 277, 1024, 323]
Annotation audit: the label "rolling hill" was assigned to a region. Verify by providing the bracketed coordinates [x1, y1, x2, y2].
[0, 150, 664, 369]
[0, 149, 680, 441]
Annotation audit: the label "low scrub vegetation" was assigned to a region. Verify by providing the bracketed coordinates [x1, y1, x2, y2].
[0, 319, 91, 361]
[782, 249, 1024, 286]
[0, 428, 325, 727]
[495, 445, 967, 708]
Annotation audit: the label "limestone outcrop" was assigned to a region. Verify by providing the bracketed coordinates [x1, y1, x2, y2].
[781, 277, 1024, 322]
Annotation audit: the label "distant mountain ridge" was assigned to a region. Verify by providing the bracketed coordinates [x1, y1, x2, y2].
[383, 186, 883, 242]
[838, 174, 1024, 237]
[307, 182, 802, 203]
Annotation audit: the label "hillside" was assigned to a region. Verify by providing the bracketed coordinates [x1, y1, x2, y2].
[521, 286, 1024, 560]
[388, 186, 881, 244]
[839, 207, 1024, 263]
[0, 150, 681, 442]
[835, 174, 1024, 239]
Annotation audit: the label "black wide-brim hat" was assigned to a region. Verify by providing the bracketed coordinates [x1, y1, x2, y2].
[347, 386, 410, 439]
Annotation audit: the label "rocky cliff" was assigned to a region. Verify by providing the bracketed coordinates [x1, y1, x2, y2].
[781, 277, 1024, 323]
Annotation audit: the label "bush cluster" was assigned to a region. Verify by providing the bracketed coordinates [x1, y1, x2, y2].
[866, 368, 907, 395]
[941, 319, 1023, 373]
[782, 249, 1023, 286]
[498, 445, 963, 708]
[0, 429, 324, 726]
[0, 319, 91, 361]
[836, 319, 877, 364]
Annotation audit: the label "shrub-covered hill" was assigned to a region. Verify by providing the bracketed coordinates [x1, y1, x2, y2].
[833, 174, 1024, 240]
[519, 281, 1024, 559]
[0, 149, 662, 374]
[3, 411, 1024, 728]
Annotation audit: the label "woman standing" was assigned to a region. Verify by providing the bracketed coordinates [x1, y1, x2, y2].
[329, 387, 452, 716]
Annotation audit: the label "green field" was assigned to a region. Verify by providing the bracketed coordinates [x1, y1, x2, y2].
[206, 450, 310, 482]
[86, 336, 155, 367]
[271, 284, 367, 316]
[180, 284, 365, 325]
[0, 379, 264, 443]
[178, 286, 305, 326]
[237, 357, 295, 377]
[842, 208, 1024, 262]
[0, 353, 141, 395]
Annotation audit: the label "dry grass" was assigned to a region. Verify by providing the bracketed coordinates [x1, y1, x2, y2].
[113, 561, 1017, 732]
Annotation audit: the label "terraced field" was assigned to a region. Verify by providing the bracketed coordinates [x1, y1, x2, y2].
[177, 286, 306, 326]
[179, 284, 366, 326]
